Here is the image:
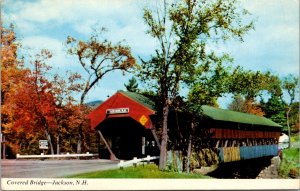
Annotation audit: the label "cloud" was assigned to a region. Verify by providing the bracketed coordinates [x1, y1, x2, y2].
[225, 0, 300, 76]
[20, 36, 73, 68]
[4, 0, 140, 33]
[113, 22, 157, 57]
[7, 0, 132, 23]
[3, 0, 156, 58]
[21, 36, 62, 51]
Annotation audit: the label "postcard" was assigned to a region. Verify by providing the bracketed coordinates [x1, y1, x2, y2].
[1, 0, 299, 190]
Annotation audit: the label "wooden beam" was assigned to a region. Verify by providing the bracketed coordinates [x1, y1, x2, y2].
[186, 133, 193, 173]
[150, 126, 161, 150]
[215, 140, 220, 148]
[224, 140, 228, 147]
[254, 139, 258, 146]
[246, 138, 250, 146]
[97, 130, 117, 160]
[232, 140, 236, 147]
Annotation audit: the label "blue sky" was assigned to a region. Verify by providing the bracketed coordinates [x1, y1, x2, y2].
[2, 0, 299, 108]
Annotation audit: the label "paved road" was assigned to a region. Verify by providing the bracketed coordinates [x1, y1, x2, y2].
[1, 159, 119, 178]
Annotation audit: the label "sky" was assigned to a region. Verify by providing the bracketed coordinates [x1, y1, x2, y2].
[2, 0, 299, 108]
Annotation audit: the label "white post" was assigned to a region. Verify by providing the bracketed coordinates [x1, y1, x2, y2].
[142, 137, 145, 155]
[16, 154, 20, 159]
[133, 157, 137, 167]
[146, 155, 151, 164]
[119, 160, 124, 169]
[41, 153, 44, 155]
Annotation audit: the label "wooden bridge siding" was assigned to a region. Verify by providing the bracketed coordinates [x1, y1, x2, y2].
[211, 128, 281, 139]
[218, 145, 278, 163]
[239, 145, 278, 160]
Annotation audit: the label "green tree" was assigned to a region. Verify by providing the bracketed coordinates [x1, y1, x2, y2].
[282, 74, 299, 147]
[229, 67, 274, 100]
[124, 77, 139, 93]
[227, 68, 284, 116]
[261, 94, 287, 129]
[289, 102, 299, 133]
[140, 0, 253, 170]
[187, 54, 233, 109]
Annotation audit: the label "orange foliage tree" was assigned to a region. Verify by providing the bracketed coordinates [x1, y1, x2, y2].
[12, 50, 97, 155]
[1, 24, 100, 157]
[11, 50, 57, 154]
[51, 72, 97, 154]
[1, 25, 30, 157]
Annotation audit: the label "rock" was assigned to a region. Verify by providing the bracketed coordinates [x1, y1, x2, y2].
[256, 156, 281, 179]
[193, 165, 218, 175]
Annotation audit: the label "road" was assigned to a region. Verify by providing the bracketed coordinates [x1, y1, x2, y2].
[1, 159, 119, 178]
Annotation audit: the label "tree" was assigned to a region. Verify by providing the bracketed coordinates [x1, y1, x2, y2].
[124, 77, 139, 93]
[140, 0, 253, 170]
[282, 74, 299, 148]
[228, 94, 265, 116]
[1, 26, 99, 157]
[187, 54, 233, 109]
[0, 25, 31, 158]
[11, 50, 57, 155]
[1, 26, 57, 156]
[51, 72, 84, 154]
[289, 102, 300, 133]
[229, 67, 276, 99]
[66, 28, 136, 154]
[66, 28, 136, 104]
[227, 67, 285, 117]
[261, 94, 287, 128]
[228, 94, 245, 112]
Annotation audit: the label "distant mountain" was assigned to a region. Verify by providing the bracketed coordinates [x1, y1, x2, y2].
[86, 100, 103, 109]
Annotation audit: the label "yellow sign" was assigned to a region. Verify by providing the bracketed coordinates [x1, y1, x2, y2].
[139, 115, 148, 126]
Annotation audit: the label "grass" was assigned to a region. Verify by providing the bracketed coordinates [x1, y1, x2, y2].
[291, 132, 300, 142]
[279, 148, 300, 178]
[66, 164, 211, 178]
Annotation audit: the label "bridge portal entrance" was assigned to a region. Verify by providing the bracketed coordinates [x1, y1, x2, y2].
[88, 91, 159, 160]
[97, 117, 159, 160]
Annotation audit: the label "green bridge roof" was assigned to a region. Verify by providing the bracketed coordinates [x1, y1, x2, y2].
[118, 91, 281, 128]
[119, 90, 156, 111]
[201, 105, 281, 127]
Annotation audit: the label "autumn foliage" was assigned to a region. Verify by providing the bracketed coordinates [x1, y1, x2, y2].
[1, 24, 137, 158]
[1, 26, 97, 158]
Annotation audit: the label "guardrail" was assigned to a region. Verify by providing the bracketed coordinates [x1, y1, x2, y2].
[118, 155, 159, 169]
[16, 152, 98, 159]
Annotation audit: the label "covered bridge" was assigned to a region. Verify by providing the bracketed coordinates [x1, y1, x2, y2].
[200, 106, 281, 163]
[88, 91, 281, 162]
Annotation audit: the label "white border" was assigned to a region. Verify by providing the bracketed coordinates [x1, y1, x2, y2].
[1, 178, 300, 190]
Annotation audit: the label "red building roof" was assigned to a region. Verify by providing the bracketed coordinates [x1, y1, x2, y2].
[87, 91, 156, 129]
